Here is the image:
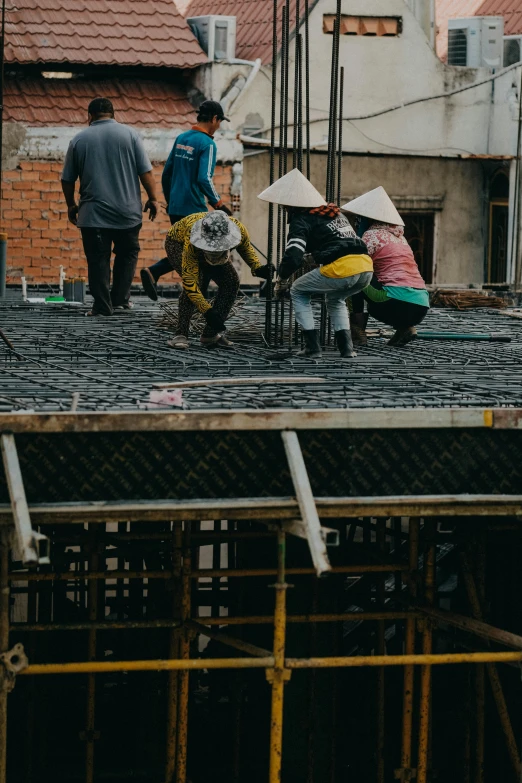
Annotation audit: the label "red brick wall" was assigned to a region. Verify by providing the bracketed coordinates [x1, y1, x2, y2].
[2, 160, 234, 285]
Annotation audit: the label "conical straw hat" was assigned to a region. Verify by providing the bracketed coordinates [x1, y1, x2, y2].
[258, 168, 326, 208]
[341, 186, 404, 227]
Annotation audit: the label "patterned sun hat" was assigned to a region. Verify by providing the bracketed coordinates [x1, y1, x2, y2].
[190, 212, 241, 252]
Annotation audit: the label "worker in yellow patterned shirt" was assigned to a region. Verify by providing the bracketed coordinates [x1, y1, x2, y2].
[164, 211, 270, 349]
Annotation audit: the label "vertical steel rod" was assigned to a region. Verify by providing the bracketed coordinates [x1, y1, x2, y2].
[283, 2, 290, 174]
[513, 68, 522, 286]
[325, 17, 338, 202]
[400, 518, 419, 781]
[336, 67, 344, 206]
[175, 522, 192, 783]
[297, 35, 304, 172]
[304, 0, 311, 179]
[292, 0, 300, 170]
[0, 531, 9, 783]
[417, 521, 436, 783]
[268, 529, 288, 783]
[265, 0, 279, 344]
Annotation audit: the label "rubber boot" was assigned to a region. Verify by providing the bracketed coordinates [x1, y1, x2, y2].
[350, 312, 368, 347]
[297, 329, 322, 358]
[388, 326, 417, 347]
[335, 329, 357, 358]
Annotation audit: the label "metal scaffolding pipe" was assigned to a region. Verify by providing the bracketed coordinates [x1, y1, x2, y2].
[460, 552, 521, 777]
[268, 530, 288, 783]
[0, 532, 9, 783]
[165, 525, 182, 783]
[175, 523, 191, 783]
[417, 521, 436, 783]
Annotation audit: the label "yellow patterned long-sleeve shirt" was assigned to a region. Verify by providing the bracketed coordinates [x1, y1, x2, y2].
[168, 212, 261, 314]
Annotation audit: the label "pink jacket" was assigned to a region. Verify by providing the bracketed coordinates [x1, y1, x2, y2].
[362, 223, 426, 289]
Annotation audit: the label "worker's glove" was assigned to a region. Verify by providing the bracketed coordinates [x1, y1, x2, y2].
[253, 265, 272, 280]
[203, 308, 226, 333]
[274, 277, 291, 299]
[215, 202, 233, 217]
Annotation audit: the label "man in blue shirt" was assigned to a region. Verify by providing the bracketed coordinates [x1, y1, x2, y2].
[140, 100, 233, 301]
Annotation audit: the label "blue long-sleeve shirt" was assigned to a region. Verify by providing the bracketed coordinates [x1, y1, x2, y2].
[162, 127, 222, 217]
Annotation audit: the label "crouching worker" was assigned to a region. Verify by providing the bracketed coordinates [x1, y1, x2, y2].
[258, 169, 373, 359]
[342, 187, 429, 347]
[165, 211, 269, 349]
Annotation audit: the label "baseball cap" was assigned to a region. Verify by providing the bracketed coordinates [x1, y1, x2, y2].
[198, 100, 230, 122]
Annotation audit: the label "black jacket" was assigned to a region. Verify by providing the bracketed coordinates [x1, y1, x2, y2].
[279, 210, 369, 280]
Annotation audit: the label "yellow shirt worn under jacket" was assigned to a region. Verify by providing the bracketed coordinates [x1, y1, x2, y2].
[320, 254, 373, 278]
[168, 213, 261, 314]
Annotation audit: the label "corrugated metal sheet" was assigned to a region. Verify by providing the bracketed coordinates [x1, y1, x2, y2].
[4, 78, 197, 128]
[5, 0, 207, 69]
[183, 0, 299, 64]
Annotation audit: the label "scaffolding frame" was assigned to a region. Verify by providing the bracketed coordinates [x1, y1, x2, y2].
[0, 407, 521, 783]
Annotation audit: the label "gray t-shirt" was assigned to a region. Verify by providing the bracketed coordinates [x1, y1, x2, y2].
[61, 119, 152, 229]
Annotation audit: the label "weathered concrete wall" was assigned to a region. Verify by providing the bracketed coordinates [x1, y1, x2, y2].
[241, 151, 489, 284]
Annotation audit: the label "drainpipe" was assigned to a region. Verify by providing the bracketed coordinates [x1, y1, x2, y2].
[220, 58, 262, 114]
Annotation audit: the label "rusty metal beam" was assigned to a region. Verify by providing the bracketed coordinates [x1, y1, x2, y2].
[0, 407, 516, 434]
[186, 620, 272, 658]
[10, 611, 412, 632]
[1, 494, 522, 526]
[418, 605, 522, 650]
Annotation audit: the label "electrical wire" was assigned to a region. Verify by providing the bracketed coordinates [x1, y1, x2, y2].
[260, 59, 522, 132]
[345, 120, 481, 157]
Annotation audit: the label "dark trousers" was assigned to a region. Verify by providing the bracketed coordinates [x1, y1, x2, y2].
[148, 214, 184, 282]
[81, 224, 141, 315]
[164, 234, 239, 337]
[352, 275, 428, 329]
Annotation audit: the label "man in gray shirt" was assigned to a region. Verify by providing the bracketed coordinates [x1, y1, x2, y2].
[61, 97, 159, 315]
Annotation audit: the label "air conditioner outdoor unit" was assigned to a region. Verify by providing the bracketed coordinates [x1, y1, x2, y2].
[504, 35, 522, 67]
[187, 15, 237, 61]
[447, 16, 504, 68]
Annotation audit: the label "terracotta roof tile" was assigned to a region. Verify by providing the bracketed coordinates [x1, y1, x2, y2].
[476, 0, 522, 35]
[183, 0, 300, 64]
[6, 0, 207, 69]
[4, 77, 197, 128]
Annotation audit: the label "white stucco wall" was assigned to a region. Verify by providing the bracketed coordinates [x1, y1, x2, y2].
[213, 0, 521, 162]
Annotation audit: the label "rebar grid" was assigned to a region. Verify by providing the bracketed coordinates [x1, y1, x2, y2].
[0, 300, 520, 412]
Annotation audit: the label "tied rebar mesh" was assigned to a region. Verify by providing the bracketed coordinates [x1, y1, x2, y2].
[0, 299, 520, 412]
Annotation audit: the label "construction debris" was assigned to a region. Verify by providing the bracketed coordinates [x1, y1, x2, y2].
[430, 289, 507, 309]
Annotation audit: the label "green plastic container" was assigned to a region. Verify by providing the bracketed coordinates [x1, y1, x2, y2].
[45, 296, 66, 302]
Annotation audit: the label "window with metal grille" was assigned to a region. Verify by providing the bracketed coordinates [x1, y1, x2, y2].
[447, 28, 468, 65]
[214, 21, 229, 60]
